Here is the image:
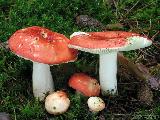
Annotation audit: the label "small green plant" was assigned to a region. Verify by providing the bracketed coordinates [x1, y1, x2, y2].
[20, 100, 45, 119]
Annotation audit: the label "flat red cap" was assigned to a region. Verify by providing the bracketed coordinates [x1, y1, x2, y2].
[69, 31, 139, 49]
[69, 31, 152, 54]
[8, 26, 78, 64]
[68, 73, 100, 97]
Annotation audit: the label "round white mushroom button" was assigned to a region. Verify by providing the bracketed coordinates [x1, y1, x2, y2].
[87, 97, 105, 112]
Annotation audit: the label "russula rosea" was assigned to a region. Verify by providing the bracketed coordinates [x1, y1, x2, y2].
[45, 91, 70, 115]
[69, 31, 152, 95]
[68, 73, 100, 96]
[87, 97, 105, 112]
[8, 26, 78, 100]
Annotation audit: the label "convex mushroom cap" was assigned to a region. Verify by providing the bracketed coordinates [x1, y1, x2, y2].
[9, 26, 78, 64]
[45, 91, 70, 115]
[68, 73, 100, 96]
[87, 97, 105, 112]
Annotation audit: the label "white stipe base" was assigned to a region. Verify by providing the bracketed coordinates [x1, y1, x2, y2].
[32, 62, 54, 100]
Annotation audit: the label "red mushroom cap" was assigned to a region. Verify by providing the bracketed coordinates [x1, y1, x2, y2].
[8, 26, 78, 64]
[68, 73, 100, 96]
[69, 31, 139, 49]
[69, 31, 152, 54]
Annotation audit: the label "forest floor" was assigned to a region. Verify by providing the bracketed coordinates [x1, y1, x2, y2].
[0, 0, 160, 120]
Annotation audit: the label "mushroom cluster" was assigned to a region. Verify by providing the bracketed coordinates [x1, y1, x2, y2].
[8, 26, 152, 115]
[45, 73, 104, 115]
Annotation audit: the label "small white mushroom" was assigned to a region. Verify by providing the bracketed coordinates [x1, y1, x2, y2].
[45, 91, 70, 115]
[87, 97, 105, 112]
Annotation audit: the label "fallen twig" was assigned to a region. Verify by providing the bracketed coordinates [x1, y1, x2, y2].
[118, 53, 160, 90]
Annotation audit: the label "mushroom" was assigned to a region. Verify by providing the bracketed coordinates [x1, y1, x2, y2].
[68, 73, 100, 96]
[87, 97, 105, 112]
[45, 90, 70, 115]
[8, 26, 78, 100]
[69, 31, 152, 95]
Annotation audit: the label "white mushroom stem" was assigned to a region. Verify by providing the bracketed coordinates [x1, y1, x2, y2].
[99, 52, 118, 95]
[32, 62, 54, 100]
